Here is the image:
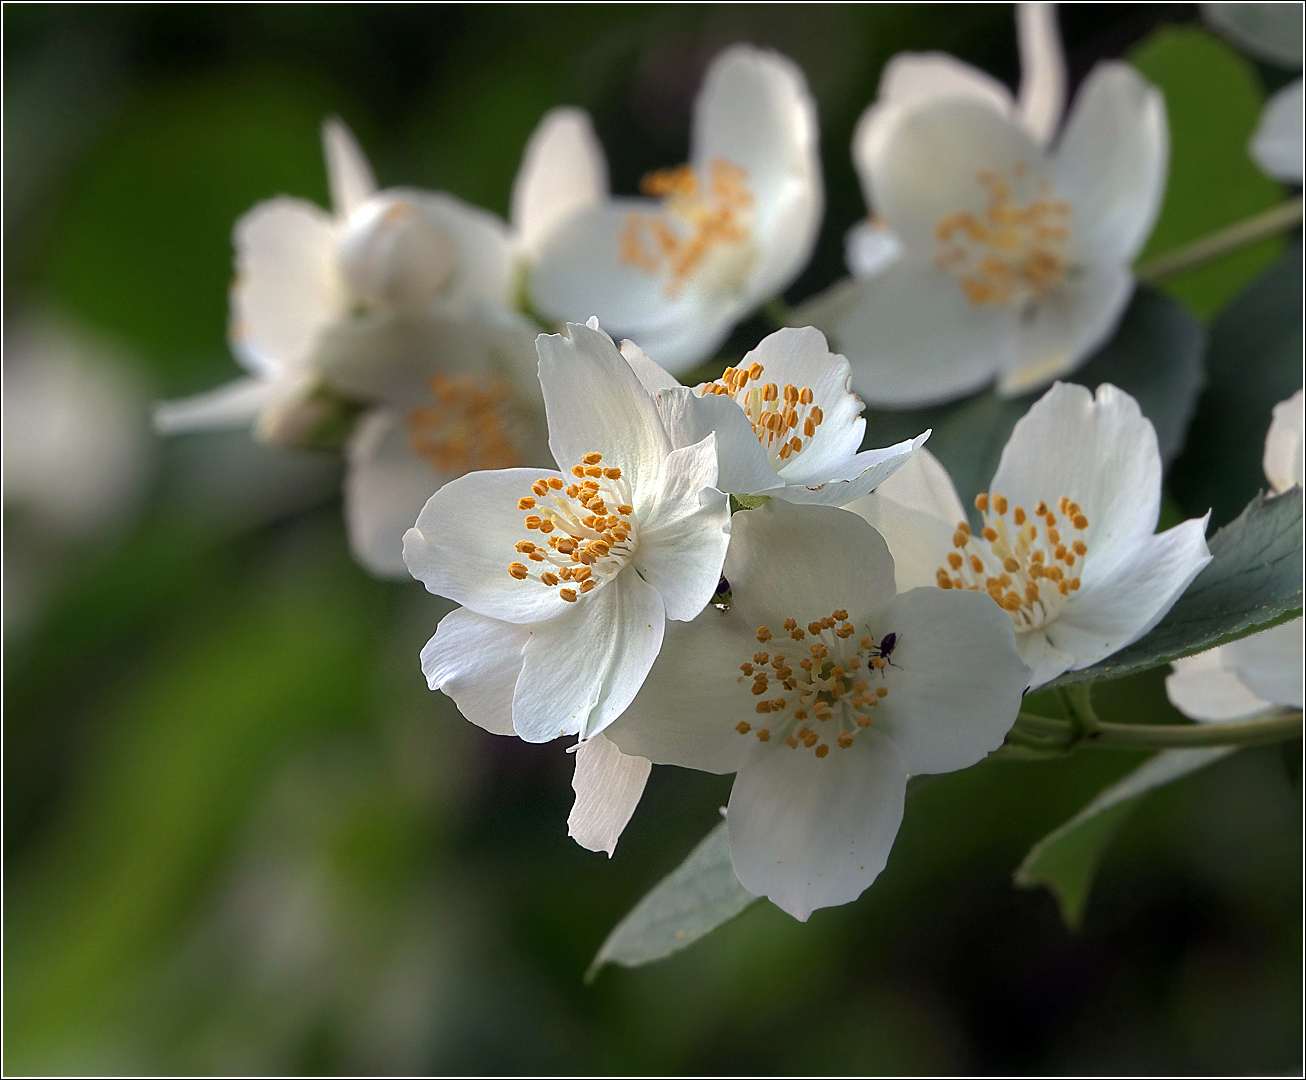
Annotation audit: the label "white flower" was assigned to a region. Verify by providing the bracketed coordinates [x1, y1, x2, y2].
[1167, 388, 1303, 721]
[620, 326, 930, 506]
[524, 45, 822, 375]
[602, 499, 1029, 920]
[406, 319, 731, 746]
[1251, 79, 1304, 184]
[155, 118, 527, 444]
[800, 5, 1169, 406]
[848, 382, 1212, 689]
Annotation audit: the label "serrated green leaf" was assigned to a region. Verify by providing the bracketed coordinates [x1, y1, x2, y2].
[862, 288, 1205, 512]
[586, 821, 756, 981]
[1049, 488, 1304, 688]
[1016, 747, 1236, 927]
[1170, 239, 1303, 527]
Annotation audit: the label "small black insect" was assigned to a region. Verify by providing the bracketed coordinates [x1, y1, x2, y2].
[868, 631, 901, 674]
[711, 575, 732, 611]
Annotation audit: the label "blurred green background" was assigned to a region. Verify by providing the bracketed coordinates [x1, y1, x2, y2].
[4, 4, 1300, 1074]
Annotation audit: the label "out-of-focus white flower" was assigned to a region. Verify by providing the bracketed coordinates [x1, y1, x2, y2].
[1167, 388, 1304, 722]
[406, 319, 731, 749]
[602, 499, 1029, 920]
[524, 45, 822, 375]
[620, 326, 929, 506]
[4, 316, 150, 536]
[156, 119, 528, 445]
[801, 4, 1169, 406]
[1204, 3, 1304, 184]
[849, 383, 1211, 689]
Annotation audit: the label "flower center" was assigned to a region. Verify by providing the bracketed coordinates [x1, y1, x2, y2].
[698, 361, 824, 468]
[618, 158, 756, 300]
[933, 167, 1071, 309]
[406, 374, 522, 475]
[505, 453, 638, 603]
[936, 492, 1089, 631]
[734, 610, 895, 757]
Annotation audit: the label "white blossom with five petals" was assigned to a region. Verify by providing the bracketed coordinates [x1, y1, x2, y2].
[1167, 389, 1303, 722]
[405, 319, 731, 749]
[800, 4, 1170, 405]
[848, 382, 1212, 689]
[600, 499, 1030, 919]
[524, 45, 822, 375]
[620, 326, 930, 506]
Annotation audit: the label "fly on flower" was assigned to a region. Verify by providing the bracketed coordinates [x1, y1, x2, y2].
[601, 500, 1030, 920]
[522, 45, 823, 374]
[618, 326, 930, 505]
[799, 3, 1170, 406]
[406, 319, 731, 752]
[849, 382, 1212, 689]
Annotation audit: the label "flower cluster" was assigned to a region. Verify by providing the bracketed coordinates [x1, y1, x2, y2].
[150, 4, 1301, 924]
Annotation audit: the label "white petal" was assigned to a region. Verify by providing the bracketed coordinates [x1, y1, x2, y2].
[994, 263, 1135, 397]
[407, 190, 515, 310]
[1167, 646, 1276, 723]
[537, 320, 673, 501]
[153, 376, 276, 434]
[863, 445, 967, 527]
[567, 732, 651, 856]
[805, 261, 1010, 407]
[345, 409, 444, 579]
[619, 339, 681, 395]
[230, 197, 345, 378]
[872, 586, 1029, 774]
[722, 500, 897, 636]
[1040, 516, 1212, 683]
[844, 219, 904, 278]
[654, 387, 782, 496]
[403, 467, 575, 624]
[602, 615, 754, 774]
[512, 567, 666, 742]
[635, 436, 731, 621]
[1264, 389, 1304, 493]
[1015, 2, 1067, 147]
[728, 727, 908, 921]
[512, 107, 609, 257]
[775, 432, 930, 507]
[867, 98, 1048, 253]
[989, 382, 1163, 575]
[322, 117, 377, 221]
[1051, 62, 1168, 266]
[1251, 79, 1304, 184]
[1224, 617, 1304, 709]
[691, 45, 822, 302]
[420, 606, 530, 736]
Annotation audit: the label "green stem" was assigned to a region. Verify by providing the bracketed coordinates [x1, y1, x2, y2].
[1135, 197, 1303, 284]
[1014, 710, 1302, 751]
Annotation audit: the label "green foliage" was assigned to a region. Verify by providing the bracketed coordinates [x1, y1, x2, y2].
[1170, 240, 1304, 526]
[1016, 747, 1236, 927]
[1129, 26, 1285, 318]
[588, 821, 756, 981]
[863, 288, 1205, 511]
[1050, 488, 1304, 687]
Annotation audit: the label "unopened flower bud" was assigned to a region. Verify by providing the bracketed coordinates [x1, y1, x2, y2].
[338, 194, 457, 315]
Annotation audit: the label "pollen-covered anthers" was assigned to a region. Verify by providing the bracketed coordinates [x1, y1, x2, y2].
[936, 491, 1089, 630]
[933, 167, 1071, 309]
[618, 157, 755, 299]
[407, 374, 522, 474]
[738, 609, 889, 758]
[506, 452, 638, 600]
[699, 362, 824, 465]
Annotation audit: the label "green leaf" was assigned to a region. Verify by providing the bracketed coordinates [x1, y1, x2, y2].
[1049, 488, 1304, 688]
[862, 288, 1205, 512]
[1169, 239, 1303, 527]
[586, 821, 757, 981]
[730, 493, 773, 513]
[1129, 26, 1286, 318]
[1016, 746, 1236, 927]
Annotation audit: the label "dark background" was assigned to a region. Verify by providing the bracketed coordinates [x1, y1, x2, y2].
[4, 4, 1300, 1074]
